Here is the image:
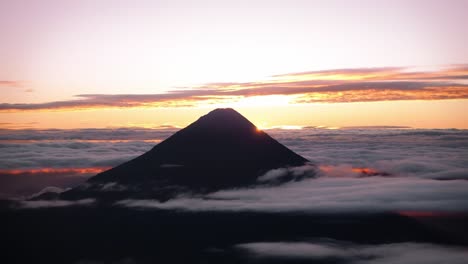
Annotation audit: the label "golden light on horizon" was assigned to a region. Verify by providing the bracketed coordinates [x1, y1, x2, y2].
[0, 167, 111, 176]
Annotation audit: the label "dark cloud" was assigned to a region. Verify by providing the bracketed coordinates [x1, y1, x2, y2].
[0, 93, 199, 110]
[1, 66, 468, 111]
[0, 169, 92, 199]
[18, 198, 95, 209]
[1, 81, 466, 111]
[235, 240, 468, 264]
[73, 258, 136, 264]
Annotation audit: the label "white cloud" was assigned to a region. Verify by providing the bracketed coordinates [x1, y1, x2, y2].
[101, 182, 128, 191]
[29, 186, 67, 199]
[236, 240, 468, 264]
[117, 176, 468, 213]
[258, 168, 289, 182]
[270, 128, 468, 180]
[19, 198, 95, 209]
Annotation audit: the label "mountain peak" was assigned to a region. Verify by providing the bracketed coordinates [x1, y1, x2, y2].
[207, 107, 239, 115]
[61, 108, 313, 201]
[190, 108, 256, 132]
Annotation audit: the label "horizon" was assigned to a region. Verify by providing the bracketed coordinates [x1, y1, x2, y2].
[1, 104, 467, 130]
[1, 121, 466, 131]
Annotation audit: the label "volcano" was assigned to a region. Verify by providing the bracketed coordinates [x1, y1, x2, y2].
[61, 108, 312, 201]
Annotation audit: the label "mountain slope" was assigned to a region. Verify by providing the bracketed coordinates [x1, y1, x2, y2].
[61, 108, 311, 200]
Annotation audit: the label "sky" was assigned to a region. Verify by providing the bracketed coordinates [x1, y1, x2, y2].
[1, 0, 468, 129]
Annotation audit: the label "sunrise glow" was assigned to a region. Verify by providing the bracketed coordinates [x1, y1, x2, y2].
[0, 1, 467, 129]
[0, 167, 111, 176]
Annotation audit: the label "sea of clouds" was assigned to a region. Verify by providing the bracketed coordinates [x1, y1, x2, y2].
[4, 127, 468, 263]
[0, 128, 171, 198]
[1, 127, 468, 214]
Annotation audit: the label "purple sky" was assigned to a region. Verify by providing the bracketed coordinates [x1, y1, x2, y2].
[2, 0, 467, 97]
[1, 0, 467, 129]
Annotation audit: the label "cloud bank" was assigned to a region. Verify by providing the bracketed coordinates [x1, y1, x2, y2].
[1, 65, 468, 111]
[18, 198, 95, 209]
[271, 128, 468, 180]
[114, 128, 468, 214]
[0, 128, 174, 198]
[236, 240, 468, 264]
[117, 175, 468, 213]
[0, 127, 468, 201]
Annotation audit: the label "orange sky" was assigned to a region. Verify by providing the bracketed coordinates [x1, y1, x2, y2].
[1, 1, 468, 129]
[2, 66, 468, 129]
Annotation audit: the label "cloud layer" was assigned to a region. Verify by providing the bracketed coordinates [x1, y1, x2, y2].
[114, 128, 468, 214]
[0, 128, 173, 198]
[271, 128, 468, 180]
[236, 240, 468, 264]
[1, 126, 467, 214]
[117, 175, 468, 213]
[1, 65, 468, 111]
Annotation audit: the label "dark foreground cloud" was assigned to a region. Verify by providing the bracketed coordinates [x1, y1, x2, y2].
[236, 240, 468, 264]
[1, 65, 468, 111]
[0, 168, 94, 199]
[73, 258, 136, 264]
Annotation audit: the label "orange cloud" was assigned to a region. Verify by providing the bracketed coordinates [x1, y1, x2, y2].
[0, 167, 110, 176]
[319, 165, 390, 177]
[0, 80, 23, 88]
[1, 65, 467, 111]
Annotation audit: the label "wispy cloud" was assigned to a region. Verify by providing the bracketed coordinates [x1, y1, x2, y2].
[116, 176, 468, 213]
[0, 80, 23, 88]
[235, 240, 468, 264]
[18, 198, 95, 209]
[1, 65, 468, 111]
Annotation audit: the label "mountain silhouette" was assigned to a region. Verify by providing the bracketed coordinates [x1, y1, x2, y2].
[61, 108, 312, 201]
